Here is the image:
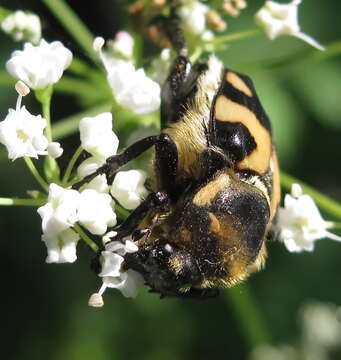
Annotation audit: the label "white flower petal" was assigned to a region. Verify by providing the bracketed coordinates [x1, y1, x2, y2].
[42, 228, 80, 263]
[99, 251, 124, 277]
[110, 169, 149, 210]
[77, 157, 109, 193]
[102, 269, 144, 298]
[110, 66, 161, 115]
[96, 37, 160, 115]
[79, 112, 119, 160]
[6, 39, 72, 89]
[77, 189, 117, 235]
[37, 183, 80, 236]
[47, 142, 63, 158]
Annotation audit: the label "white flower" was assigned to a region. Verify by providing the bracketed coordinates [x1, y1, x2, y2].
[37, 183, 80, 236]
[42, 228, 80, 263]
[255, 0, 325, 51]
[98, 237, 138, 278]
[79, 112, 119, 160]
[108, 65, 161, 115]
[110, 169, 149, 210]
[100, 270, 144, 298]
[77, 157, 109, 193]
[47, 142, 63, 159]
[0, 95, 48, 160]
[278, 184, 341, 252]
[93, 37, 161, 115]
[178, 1, 209, 36]
[77, 189, 116, 235]
[6, 39, 73, 89]
[88, 237, 143, 305]
[99, 237, 143, 298]
[1, 10, 41, 44]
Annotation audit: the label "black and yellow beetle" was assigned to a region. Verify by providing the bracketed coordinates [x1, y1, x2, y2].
[74, 2, 280, 298]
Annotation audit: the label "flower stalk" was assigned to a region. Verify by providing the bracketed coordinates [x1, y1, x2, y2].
[225, 283, 271, 348]
[209, 28, 261, 45]
[73, 223, 99, 252]
[62, 146, 83, 185]
[23, 157, 49, 191]
[0, 197, 45, 206]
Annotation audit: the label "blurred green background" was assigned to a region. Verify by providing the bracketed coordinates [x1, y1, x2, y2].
[0, 1, 341, 359]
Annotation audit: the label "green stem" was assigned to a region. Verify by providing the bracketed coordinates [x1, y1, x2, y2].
[209, 28, 261, 45]
[41, 0, 96, 62]
[0, 197, 45, 206]
[225, 283, 270, 349]
[43, 97, 52, 142]
[35, 85, 54, 141]
[115, 204, 130, 220]
[73, 223, 99, 252]
[62, 146, 83, 185]
[38, 86, 53, 142]
[24, 157, 49, 192]
[281, 171, 341, 219]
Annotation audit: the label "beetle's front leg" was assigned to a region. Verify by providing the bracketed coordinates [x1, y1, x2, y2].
[72, 135, 160, 190]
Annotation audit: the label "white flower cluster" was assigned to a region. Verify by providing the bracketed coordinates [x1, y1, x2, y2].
[78, 112, 149, 208]
[94, 33, 161, 115]
[89, 235, 144, 306]
[277, 184, 341, 252]
[1, 10, 41, 44]
[36, 112, 148, 273]
[255, 0, 325, 50]
[37, 183, 116, 263]
[0, 39, 74, 160]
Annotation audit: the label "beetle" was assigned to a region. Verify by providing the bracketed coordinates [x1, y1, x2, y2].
[74, 2, 280, 298]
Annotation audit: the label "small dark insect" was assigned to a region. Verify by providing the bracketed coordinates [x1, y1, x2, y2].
[74, 1, 280, 299]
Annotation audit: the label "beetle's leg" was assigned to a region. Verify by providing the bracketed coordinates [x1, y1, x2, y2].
[155, 133, 179, 198]
[108, 191, 170, 242]
[72, 135, 160, 190]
